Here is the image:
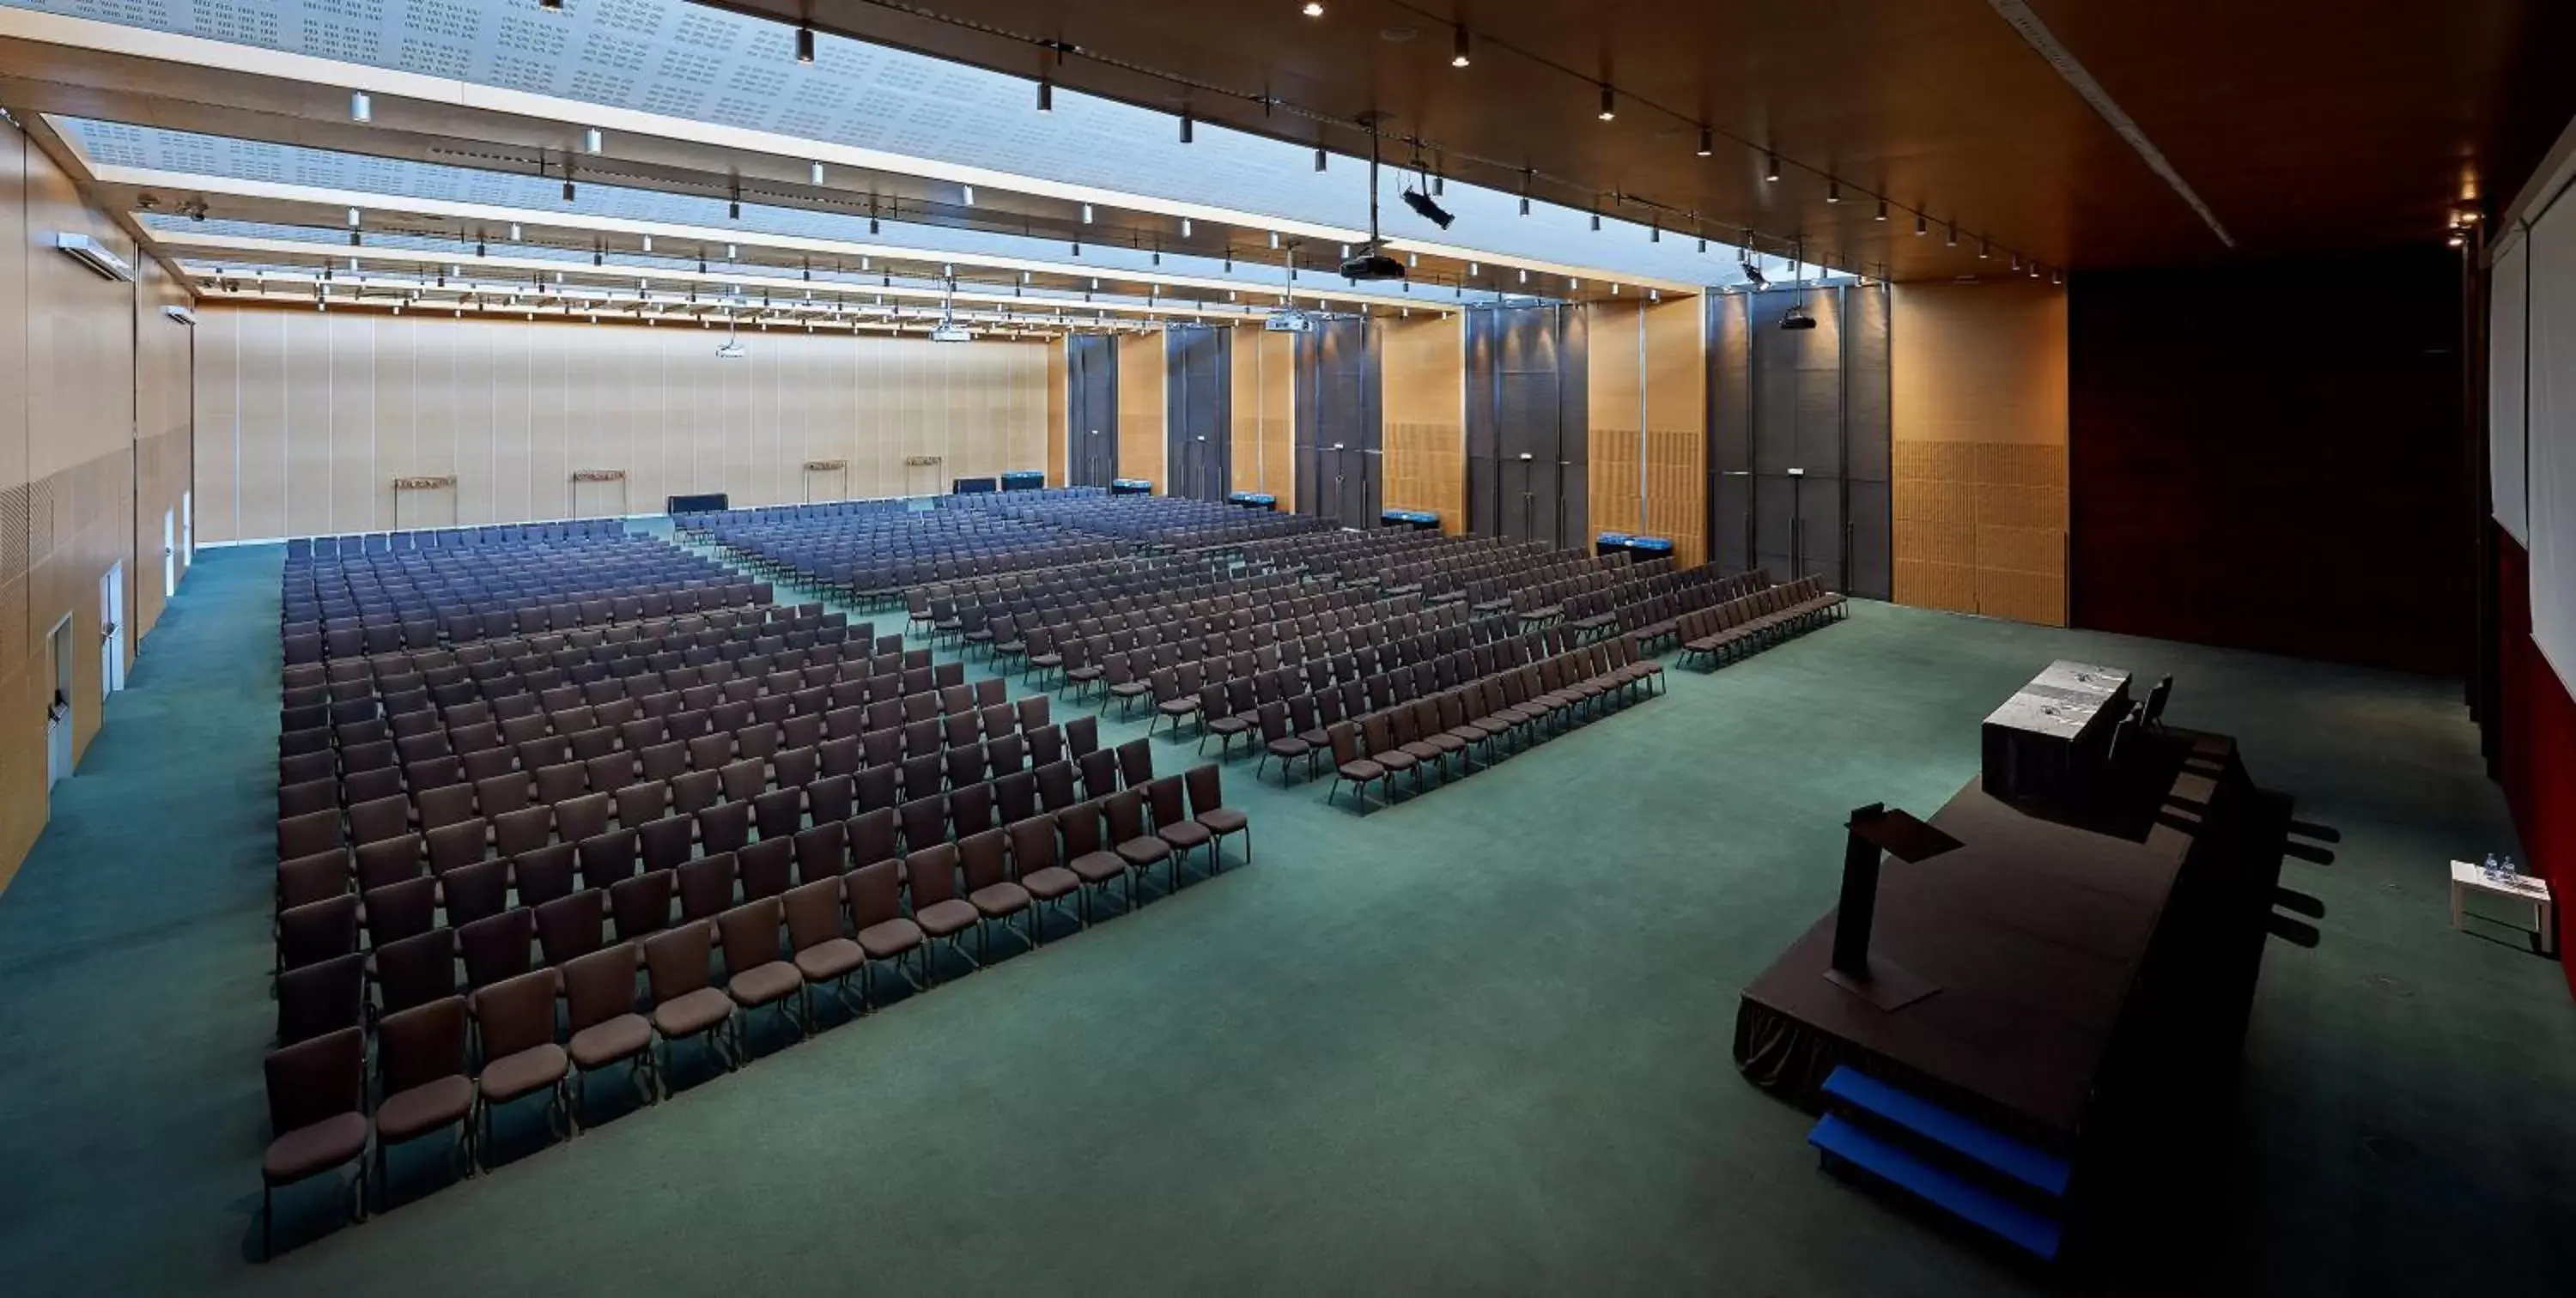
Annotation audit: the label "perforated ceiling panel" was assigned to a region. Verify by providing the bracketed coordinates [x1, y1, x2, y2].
[14, 0, 1767, 288]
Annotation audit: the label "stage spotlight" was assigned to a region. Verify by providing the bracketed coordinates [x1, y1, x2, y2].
[1400, 188, 1455, 229]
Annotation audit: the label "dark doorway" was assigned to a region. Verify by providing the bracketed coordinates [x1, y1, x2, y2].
[1294, 318, 1382, 526]
[1710, 284, 1892, 595]
[1465, 304, 1589, 546]
[1165, 326, 1234, 500]
[1066, 334, 1119, 487]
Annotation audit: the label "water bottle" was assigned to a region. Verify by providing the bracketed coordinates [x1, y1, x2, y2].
[2502, 855, 2519, 877]
[2484, 852, 2504, 883]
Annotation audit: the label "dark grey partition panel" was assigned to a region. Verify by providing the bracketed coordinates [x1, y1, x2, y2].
[1066, 334, 1118, 487]
[1464, 304, 1589, 546]
[1164, 325, 1232, 500]
[1295, 318, 1382, 526]
[1707, 282, 1890, 596]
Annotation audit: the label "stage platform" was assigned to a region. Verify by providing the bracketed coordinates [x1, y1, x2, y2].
[1735, 726, 2290, 1168]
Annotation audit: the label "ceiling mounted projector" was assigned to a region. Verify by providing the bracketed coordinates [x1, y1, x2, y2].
[1263, 308, 1316, 333]
[1339, 250, 1406, 282]
[715, 339, 747, 358]
[1400, 188, 1455, 229]
[1779, 306, 1817, 331]
[929, 322, 975, 343]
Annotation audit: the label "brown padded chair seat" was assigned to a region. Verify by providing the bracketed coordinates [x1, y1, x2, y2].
[652, 986, 734, 1039]
[1067, 850, 1127, 885]
[1196, 807, 1249, 835]
[480, 1043, 569, 1103]
[1399, 740, 1443, 764]
[1114, 835, 1170, 869]
[568, 1016, 653, 1071]
[914, 897, 980, 938]
[264, 1112, 369, 1183]
[1337, 757, 1386, 783]
[376, 1074, 474, 1142]
[969, 881, 1031, 915]
[856, 917, 924, 960]
[793, 937, 866, 983]
[727, 961, 802, 1007]
[1157, 819, 1213, 852]
[1019, 864, 1081, 901]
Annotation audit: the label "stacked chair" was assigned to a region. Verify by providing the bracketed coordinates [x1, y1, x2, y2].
[957, 489, 1330, 550]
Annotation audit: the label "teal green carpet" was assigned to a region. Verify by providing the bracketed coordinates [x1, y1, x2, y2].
[1, 543, 2568, 1296]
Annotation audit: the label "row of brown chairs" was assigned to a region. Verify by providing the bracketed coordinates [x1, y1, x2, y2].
[1674, 577, 1848, 668]
[1327, 637, 1661, 810]
[259, 766, 1251, 1257]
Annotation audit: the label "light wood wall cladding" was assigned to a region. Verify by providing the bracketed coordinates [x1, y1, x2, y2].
[1888, 281, 2069, 626]
[1045, 339, 1068, 487]
[1379, 313, 1466, 532]
[191, 307, 1053, 542]
[1115, 331, 1166, 491]
[1227, 326, 1296, 506]
[131, 256, 196, 645]
[0, 123, 189, 890]
[1586, 299, 1708, 566]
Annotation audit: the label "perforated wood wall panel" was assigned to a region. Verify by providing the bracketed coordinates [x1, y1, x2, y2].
[1379, 313, 1464, 533]
[1228, 326, 1295, 508]
[1588, 299, 1706, 567]
[1888, 281, 2068, 626]
[1115, 331, 1165, 491]
[191, 305, 1052, 539]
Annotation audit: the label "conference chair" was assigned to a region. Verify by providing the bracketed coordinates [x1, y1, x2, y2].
[372, 996, 475, 1210]
[258, 1026, 369, 1259]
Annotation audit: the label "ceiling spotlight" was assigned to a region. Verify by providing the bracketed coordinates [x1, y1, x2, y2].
[1827, 179, 1842, 204]
[1081, 203, 1093, 224]
[1590, 208, 1601, 231]
[1765, 153, 1781, 182]
[1597, 83, 1616, 121]
[1302, 2, 1323, 15]
[539, 0, 560, 10]
[1314, 146, 1327, 173]
[1401, 187, 1455, 229]
[1181, 218, 1193, 237]
[1697, 126, 1714, 158]
[1916, 213, 1928, 236]
[1517, 268, 1528, 283]
[796, 22, 815, 64]
[1741, 258, 1767, 289]
[583, 128, 602, 155]
[2050, 270, 2063, 285]
[1036, 77, 1054, 112]
[726, 244, 738, 258]
[1269, 231, 1281, 249]
[1875, 198, 1888, 221]
[1979, 239, 1991, 259]
[729, 199, 741, 219]
[1467, 262, 1479, 275]
[811, 161, 825, 185]
[346, 207, 362, 227]
[1180, 112, 1194, 144]
[641, 234, 653, 252]
[349, 91, 372, 123]
[1649, 221, 1660, 243]
[562, 178, 576, 202]
[1947, 222, 1959, 247]
[1451, 27, 1471, 67]
[2010, 251, 2020, 270]
[507, 221, 519, 240]
[476, 238, 488, 257]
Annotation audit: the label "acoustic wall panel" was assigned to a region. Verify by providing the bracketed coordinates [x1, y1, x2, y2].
[192, 307, 1054, 540]
[1380, 313, 1465, 531]
[2495, 236, 2531, 545]
[2531, 196, 2576, 691]
[1229, 326, 1296, 506]
[1115, 331, 1166, 492]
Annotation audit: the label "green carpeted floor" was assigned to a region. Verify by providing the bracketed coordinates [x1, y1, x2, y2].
[1, 543, 2569, 1296]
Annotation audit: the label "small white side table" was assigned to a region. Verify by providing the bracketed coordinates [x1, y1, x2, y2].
[2450, 860, 2556, 955]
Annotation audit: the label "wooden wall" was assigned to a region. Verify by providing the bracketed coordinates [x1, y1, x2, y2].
[1889, 281, 2070, 626]
[191, 307, 1050, 540]
[1115, 331, 1166, 491]
[1379, 313, 1466, 531]
[1588, 299, 1708, 565]
[1045, 338, 1067, 488]
[0, 119, 193, 889]
[1229, 325, 1295, 506]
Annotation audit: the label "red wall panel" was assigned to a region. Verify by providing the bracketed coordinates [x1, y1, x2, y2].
[2496, 529, 2576, 989]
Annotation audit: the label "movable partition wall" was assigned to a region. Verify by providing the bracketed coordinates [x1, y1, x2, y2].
[1295, 318, 1384, 526]
[1709, 284, 1895, 598]
[1066, 334, 1120, 488]
[1464, 305, 1590, 548]
[1165, 326, 1235, 501]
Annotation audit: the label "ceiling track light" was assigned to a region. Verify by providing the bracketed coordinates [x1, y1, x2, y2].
[1916, 213, 1929, 236]
[583, 128, 602, 155]
[641, 234, 653, 252]
[1081, 203, 1094, 224]
[1590, 207, 1601, 232]
[1947, 222, 1959, 248]
[1181, 217, 1193, 237]
[1697, 125, 1714, 158]
[1036, 76, 1054, 112]
[1979, 238, 1991, 259]
[349, 91, 371, 123]
[1180, 112, 1194, 144]
[960, 185, 975, 206]
[811, 161, 825, 185]
[507, 221, 519, 240]
[539, 0, 561, 11]
[1765, 152, 1782, 182]
[1314, 145, 1327, 173]
[1302, 2, 1323, 15]
[1452, 27, 1472, 67]
[1875, 198, 1888, 222]
[346, 206, 362, 227]
[1827, 179, 1842, 204]
[796, 23, 816, 64]
[1597, 83, 1616, 121]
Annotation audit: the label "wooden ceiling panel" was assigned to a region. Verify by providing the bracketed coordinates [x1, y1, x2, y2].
[702, 0, 2576, 273]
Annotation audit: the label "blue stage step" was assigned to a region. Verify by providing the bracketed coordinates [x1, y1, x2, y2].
[1821, 1067, 2073, 1197]
[1810, 1114, 2064, 1262]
